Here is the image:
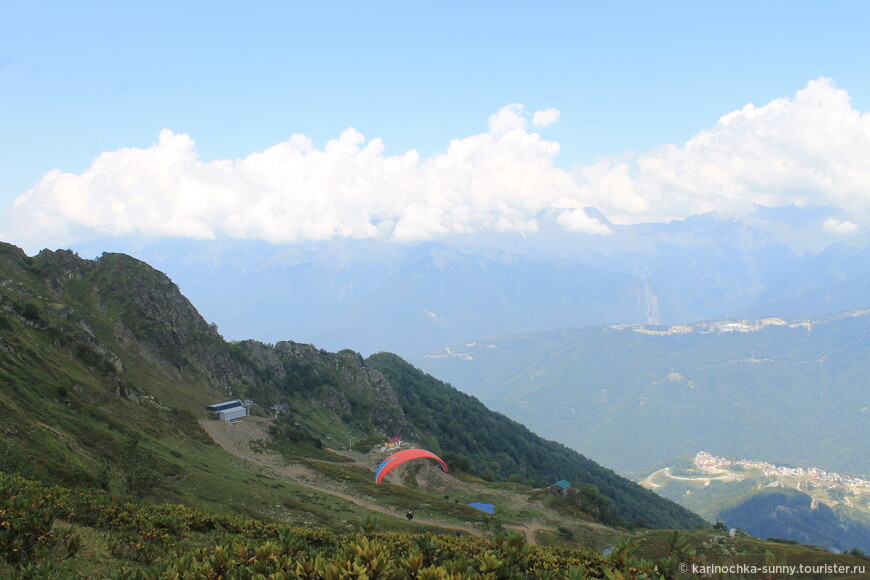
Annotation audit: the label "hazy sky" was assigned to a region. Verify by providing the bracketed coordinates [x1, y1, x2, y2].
[2, 1, 869, 252]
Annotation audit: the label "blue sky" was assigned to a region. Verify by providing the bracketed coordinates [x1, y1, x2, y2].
[2, 1, 869, 252]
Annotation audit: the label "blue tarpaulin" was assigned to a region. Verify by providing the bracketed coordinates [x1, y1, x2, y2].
[467, 502, 495, 514]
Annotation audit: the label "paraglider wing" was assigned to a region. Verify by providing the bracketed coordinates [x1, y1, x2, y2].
[374, 448, 449, 484]
[374, 456, 399, 483]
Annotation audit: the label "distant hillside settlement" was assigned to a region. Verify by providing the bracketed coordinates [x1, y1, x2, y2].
[612, 317, 809, 336]
[613, 309, 870, 337]
[694, 451, 870, 491]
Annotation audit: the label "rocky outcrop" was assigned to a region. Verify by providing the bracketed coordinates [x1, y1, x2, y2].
[3, 244, 407, 437]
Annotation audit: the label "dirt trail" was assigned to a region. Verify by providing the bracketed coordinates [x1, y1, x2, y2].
[200, 417, 483, 537]
[508, 521, 548, 545]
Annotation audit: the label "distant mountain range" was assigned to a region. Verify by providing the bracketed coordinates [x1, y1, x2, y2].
[415, 311, 870, 478]
[62, 203, 870, 358]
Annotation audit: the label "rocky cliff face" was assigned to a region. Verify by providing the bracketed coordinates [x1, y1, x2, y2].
[0, 244, 407, 441]
[235, 341, 405, 436]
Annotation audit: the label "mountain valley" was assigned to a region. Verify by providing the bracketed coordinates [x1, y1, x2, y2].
[640, 451, 870, 554]
[417, 311, 870, 478]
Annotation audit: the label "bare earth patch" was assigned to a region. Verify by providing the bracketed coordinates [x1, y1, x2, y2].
[198, 417, 613, 545]
[199, 416, 482, 536]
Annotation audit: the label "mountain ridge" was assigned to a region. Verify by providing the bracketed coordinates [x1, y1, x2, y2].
[62, 204, 870, 358]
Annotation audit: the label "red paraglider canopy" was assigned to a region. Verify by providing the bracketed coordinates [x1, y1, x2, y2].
[374, 448, 448, 484]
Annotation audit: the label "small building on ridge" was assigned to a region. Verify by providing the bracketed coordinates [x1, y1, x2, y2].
[206, 399, 248, 422]
[547, 480, 572, 495]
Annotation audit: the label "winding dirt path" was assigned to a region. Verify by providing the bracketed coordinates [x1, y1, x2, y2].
[200, 417, 483, 537]
[509, 521, 548, 545]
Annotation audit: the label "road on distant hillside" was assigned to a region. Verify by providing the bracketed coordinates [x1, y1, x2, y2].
[645, 467, 738, 488]
[646, 468, 667, 488]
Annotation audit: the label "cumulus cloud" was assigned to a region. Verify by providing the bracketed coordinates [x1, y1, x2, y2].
[556, 208, 613, 235]
[532, 108, 560, 127]
[5, 79, 870, 250]
[573, 78, 870, 226]
[823, 217, 860, 235]
[8, 105, 588, 247]
[486, 103, 528, 134]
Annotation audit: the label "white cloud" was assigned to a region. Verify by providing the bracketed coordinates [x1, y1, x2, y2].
[556, 208, 613, 235]
[7, 104, 590, 248]
[487, 103, 527, 134]
[573, 78, 870, 227]
[5, 79, 869, 250]
[823, 217, 860, 235]
[532, 108, 560, 127]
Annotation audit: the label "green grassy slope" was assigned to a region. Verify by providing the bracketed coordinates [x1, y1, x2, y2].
[0, 243, 705, 531]
[4, 469, 867, 579]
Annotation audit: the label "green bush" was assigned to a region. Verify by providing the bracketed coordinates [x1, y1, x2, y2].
[0, 475, 79, 566]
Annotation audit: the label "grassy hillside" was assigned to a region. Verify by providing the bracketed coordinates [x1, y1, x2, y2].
[3, 470, 868, 578]
[0, 243, 702, 526]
